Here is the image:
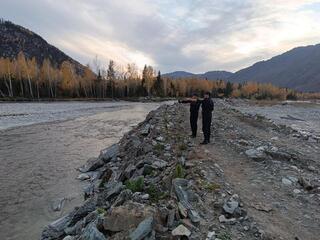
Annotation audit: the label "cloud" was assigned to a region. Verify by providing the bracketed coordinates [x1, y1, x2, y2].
[1, 0, 320, 72]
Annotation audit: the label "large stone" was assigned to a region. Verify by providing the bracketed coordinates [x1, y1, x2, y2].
[178, 202, 187, 218]
[79, 157, 104, 173]
[99, 144, 119, 162]
[223, 194, 240, 216]
[103, 202, 154, 232]
[129, 217, 154, 240]
[70, 197, 97, 226]
[172, 178, 201, 223]
[223, 200, 239, 215]
[98, 181, 124, 205]
[119, 163, 136, 181]
[281, 177, 292, 186]
[64, 219, 84, 236]
[77, 173, 90, 181]
[79, 222, 106, 240]
[245, 148, 266, 161]
[151, 159, 168, 169]
[51, 198, 66, 212]
[172, 224, 191, 237]
[83, 183, 95, 199]
[63, 236, 75, 240]
[188, 209, 201, 223]
[218, 215, 236, 224]
[141, 124, 151, 136]
[166, 209, 175, 228]
[172, 179, 191, 209]
[298, 176, 313, 191]
[41, 214, 72, 239]
[266, 149, 292, 161]
[112, 189, 132, 207]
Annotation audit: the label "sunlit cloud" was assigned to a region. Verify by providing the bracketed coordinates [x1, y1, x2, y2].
[54, 33, 156, 69]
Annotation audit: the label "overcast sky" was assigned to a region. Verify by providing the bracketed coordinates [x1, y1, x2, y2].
[1, 0, 320, 73]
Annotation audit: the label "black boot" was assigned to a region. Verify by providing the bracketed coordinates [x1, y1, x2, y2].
[200, 140, 209, 145]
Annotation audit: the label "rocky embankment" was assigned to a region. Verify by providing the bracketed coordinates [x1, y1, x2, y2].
[41, 101, 320, 240]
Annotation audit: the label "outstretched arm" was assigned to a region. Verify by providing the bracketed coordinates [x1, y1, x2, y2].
[178, 98, 195, 103]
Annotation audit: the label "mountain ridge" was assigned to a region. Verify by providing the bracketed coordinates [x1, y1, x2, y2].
[163, 70, 233, 80]
[228, 43, 320, 92]
[0, 19, 84, 72]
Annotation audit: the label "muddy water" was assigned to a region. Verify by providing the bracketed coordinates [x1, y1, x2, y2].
[0, 102, 163, 240]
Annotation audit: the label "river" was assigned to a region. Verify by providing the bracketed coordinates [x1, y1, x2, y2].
[0, 101, 163, 240]
[233, 100, 320, 139]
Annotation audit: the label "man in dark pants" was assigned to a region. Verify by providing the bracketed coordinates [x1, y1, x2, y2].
[201, 92, 214, 144]
[179, 93, 201, 138]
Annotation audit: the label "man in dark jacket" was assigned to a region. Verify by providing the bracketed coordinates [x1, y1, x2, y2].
[201, 92, 214, 144]
[179, 93, 201, 138]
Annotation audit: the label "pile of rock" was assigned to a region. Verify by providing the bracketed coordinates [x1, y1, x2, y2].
[41, 104, 206, 240]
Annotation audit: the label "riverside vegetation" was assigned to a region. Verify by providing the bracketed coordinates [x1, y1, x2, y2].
[1, 51, 319, 101]
[41, 100, 320, 240]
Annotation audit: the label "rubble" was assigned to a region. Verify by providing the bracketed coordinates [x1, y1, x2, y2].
[42, 101, 320, 240]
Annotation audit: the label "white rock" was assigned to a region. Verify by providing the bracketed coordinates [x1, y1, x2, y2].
[141, 194, 149, 200]
[156, 136, 164, 142]
[287, 176, 298, 183]
[293, 189, 301, 194]
[63, 235, 74, 240]
[282, 177, 292, 186]
[63, 236, 75, 240]
[206, 231, 216, 240]
[291, 165, 299, 171]
[218, 215, 236, 223]
[308, 165, 316, 171]
[77, 173, 90, 181]
[172, 224, 191, 237]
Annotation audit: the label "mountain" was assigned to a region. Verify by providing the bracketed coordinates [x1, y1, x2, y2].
[163, 70, 233, 80]
[163, 71, 196, 78]
[229, 44, 320, 92]
[201, 71, 234, 80]
[0, 20, 84, 71]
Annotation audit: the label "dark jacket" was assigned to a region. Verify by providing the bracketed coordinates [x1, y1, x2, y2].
[180, 99, 201, 115]
[201, 98, 214, 114]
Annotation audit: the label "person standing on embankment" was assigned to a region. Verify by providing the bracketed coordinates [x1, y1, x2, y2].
[178, 93, 201, 138]
[200, 92, 214, 145]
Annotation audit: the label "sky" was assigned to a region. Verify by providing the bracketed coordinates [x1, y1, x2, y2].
[1, 0, 320, 73]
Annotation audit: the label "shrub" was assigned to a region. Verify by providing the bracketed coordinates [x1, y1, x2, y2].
[154, 143, 165, 152]
[204, 182, 221, 191]
[97, 207, 106, 215]
[217, 231, 232, 240]
[178, 143, 187, 151]
[146, 184, 168, 202]
[174, 164, 185, 178]
[125, 176, 144, 192]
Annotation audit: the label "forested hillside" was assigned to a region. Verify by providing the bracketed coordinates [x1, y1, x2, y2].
[229, 44, 320, 92]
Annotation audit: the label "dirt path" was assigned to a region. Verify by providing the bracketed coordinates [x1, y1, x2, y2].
[183, 100, 320, 240]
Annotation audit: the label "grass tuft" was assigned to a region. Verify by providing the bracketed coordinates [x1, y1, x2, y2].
[125, 176, 144, 193]
[173, 163, 185, 178]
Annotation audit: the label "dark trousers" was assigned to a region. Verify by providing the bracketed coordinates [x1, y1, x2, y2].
[190, 113, 198, 136]
[202, 112, 212, 141]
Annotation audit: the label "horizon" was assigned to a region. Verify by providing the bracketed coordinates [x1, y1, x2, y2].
[1, 0, 320, 73]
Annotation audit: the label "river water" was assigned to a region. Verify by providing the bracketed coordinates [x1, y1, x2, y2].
[0, 101, 163, 240]
[234, 101, 320, 139]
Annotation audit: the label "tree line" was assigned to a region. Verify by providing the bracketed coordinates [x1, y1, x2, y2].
[0, 51, 316, 100]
